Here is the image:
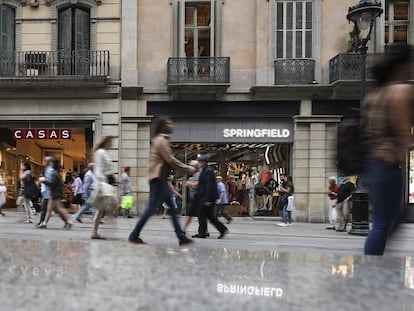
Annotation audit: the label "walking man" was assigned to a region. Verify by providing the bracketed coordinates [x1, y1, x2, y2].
[73, 163, 95, 223]
[195, 154, 228, 239]
[128, 116, 195, 246]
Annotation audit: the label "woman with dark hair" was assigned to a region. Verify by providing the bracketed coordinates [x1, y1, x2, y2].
[129, 116, 196, 245]
[19, 161, 34, 223]
[39, 158, 73, 229]
[363, 44, 414, 255]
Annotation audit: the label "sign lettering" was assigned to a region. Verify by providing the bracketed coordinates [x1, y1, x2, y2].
[12, 129, 72, 140]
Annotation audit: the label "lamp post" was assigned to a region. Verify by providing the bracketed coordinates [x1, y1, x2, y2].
[346, 0, 383, 236]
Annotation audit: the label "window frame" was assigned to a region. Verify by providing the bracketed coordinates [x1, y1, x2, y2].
[384, 0, 410, 46]
[275, 0, 313, 59]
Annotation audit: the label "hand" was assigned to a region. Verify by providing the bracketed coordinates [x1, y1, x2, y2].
[188, 166, 196, 175]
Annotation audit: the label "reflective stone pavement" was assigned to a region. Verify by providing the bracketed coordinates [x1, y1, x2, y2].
[1, 212, 414, 311]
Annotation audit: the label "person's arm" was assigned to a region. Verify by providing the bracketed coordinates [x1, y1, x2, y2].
[157, 137, 195, 174]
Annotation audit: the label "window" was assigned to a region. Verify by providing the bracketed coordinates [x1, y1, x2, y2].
[385, 0, 409, 46]
[0, 4, 15, 76]
[275, 0, 313, 59]
[179, 1, 215, 57]
[58, 5, 90, 74]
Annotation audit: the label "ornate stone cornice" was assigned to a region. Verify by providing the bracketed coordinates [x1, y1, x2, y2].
[46, 0, 101, 6]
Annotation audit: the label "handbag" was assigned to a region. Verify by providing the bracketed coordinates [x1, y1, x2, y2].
[88, 173, 115, 211]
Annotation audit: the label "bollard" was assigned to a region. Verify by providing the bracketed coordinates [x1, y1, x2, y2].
[348, 190, 370, 236]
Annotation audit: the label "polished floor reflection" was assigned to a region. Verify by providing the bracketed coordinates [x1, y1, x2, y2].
[1, 237, 414, 311]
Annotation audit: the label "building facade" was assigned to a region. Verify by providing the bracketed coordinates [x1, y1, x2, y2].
[0, 0, 121, 207]
[120, 0, 414, 222]
[2, 1, 413, 222]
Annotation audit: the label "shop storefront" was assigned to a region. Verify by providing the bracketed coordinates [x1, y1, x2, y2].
[168, 118, 294, 216]
[0, 121, 94, 209]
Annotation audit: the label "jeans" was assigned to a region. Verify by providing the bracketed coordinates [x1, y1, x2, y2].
[73, 201, 93, 220]
[129, 179, 186, 241]
[39, 198, 49, 224]
[283, 204, 292, 224]
[364, 159, 404, 255]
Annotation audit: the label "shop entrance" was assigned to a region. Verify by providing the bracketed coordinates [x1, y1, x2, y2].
[0, 122, 94, 209]
[171, 142, 291, 217]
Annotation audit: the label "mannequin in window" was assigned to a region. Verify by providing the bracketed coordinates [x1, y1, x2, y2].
[263, 172, 278, 211]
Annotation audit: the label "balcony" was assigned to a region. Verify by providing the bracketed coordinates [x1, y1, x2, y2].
[329, 53, 382, 84]
[274, 59, 316, 85]
[0, 50, 114, 98]
[167, 57, 230, 99]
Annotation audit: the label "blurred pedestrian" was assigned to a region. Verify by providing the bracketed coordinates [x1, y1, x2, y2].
[72, 163, 95, 223]
[183, 160, 203, 234]
[91, 136, 117, 239]
[334, 176, 354, 232]
[71, 172, 83, 212]
[326, 176, 339, 230]
[120, 166, 134, 218]
[363, 44, 414, 255]
[0, 166, 6, 216]
[216, 176, 232, 224]
[19, 161, 35, 223]
[128, 116, 195, 245]
[36, 157, 54, 226]
[39, 158, 73, 229]
[194, 154, 228, 239]
[162, 178, 182, 219]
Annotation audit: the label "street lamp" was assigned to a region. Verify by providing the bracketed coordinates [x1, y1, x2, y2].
[346, 0, 383, 106]
[345, 0, 383, 236]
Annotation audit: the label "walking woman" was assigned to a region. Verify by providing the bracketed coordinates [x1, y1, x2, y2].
[128, 116, 195, 245]
[39, 158, 73, 229]
[91, 135, 118, 239]
[363, 44, 414, 255]
[19, 161, 35, 223]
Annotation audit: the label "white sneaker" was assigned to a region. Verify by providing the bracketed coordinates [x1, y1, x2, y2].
[277, 222, 288, 227]
[24, 219, 33, 224]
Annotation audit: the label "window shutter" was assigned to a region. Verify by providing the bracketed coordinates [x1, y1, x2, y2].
[1, 5, 15, 52]
[74, 8, 90, 52]
[58, 7, 72, 52]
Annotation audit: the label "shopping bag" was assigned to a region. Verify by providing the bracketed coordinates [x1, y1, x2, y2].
[121, 195, 134, 210]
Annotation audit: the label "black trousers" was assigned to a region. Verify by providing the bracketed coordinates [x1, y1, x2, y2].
[39, 198, 49, 224]
[198, 204, 227, 236]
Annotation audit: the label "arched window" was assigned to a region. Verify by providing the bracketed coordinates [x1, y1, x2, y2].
[0, 4, 15, 75]
[58, 5, 90, 74]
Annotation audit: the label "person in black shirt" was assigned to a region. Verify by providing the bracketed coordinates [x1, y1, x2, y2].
[334, 176, 355, 232]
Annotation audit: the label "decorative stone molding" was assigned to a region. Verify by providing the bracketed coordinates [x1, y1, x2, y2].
[49, 0, 99, 51]
[1, 0, 23, 52]
[46, 0, 101, 5]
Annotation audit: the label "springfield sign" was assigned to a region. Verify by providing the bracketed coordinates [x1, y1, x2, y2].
[12, 129, 72, 140]
[223, 128, 290, 139]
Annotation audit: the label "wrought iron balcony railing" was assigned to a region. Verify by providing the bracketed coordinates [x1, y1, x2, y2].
[0, 50, 110, 77]
[167, 57, 230, 84]
[329, 53, 381, 83]
[274, 58, 316, 85]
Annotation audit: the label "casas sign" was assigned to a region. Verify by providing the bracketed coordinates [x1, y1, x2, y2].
[12, 129, 72, 140]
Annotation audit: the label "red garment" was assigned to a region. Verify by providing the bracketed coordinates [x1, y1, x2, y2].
[328, 184, 339, 200]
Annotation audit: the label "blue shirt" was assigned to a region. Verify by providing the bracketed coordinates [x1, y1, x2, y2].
[42, 166, 53, 200]
[216, 181, 228, 205]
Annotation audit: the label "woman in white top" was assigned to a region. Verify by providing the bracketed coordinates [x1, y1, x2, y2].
[91, 135, 117, 239]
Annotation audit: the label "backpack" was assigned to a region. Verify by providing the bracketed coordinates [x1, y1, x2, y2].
[336, 113, 366, 176]
[23, 174, 38, 200]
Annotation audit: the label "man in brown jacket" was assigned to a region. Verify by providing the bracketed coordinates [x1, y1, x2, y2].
[128, 116, 195, 245]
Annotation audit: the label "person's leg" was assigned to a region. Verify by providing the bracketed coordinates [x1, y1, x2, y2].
[335, 201, 345, 231]
[282, 204, 288, 224]
[92, 208, 104, 237]
[219, 204, 233, 223]
[55, 200, 73, 226]
[205, 205, 228, 235]
[287, 211, 292, 224]
[129, 179, 165, 241]
[73, 201, 91, 221]
[183, 216, 193, 233]
[38, 198, 48, 224]
[163, 193, 186, 241]
[22, 197, 33, 222]
[364, 160, 403, 255]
